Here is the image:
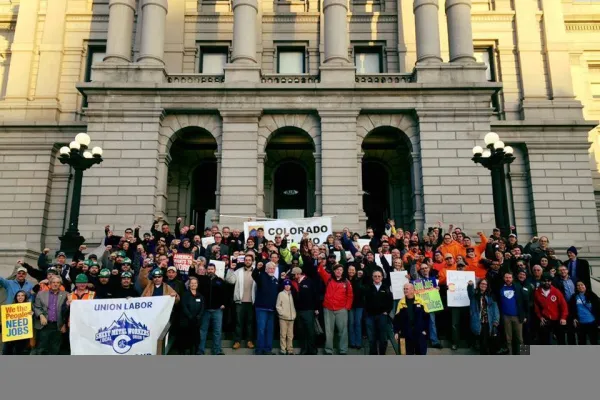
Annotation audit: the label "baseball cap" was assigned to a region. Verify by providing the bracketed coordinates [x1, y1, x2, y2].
[166, 266, 177, 272]
[57, 252, 66, 257]
[16, 266, 27, 274]
[445, 253, 453, 259]
[283, 279, 292, 286]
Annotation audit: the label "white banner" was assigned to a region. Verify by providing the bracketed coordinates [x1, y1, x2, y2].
[70, 297, 175, 355]
[390, 271, 409, 300]
[244, 216, 333, 245]
[447, 270, 476, 307]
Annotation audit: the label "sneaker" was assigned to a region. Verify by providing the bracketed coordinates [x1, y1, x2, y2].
[216, 352, 225, 355]
[232, 342, 241, 350]
[280, 350, 287, 355]
[451, 344, 458, 351]
[432, 343, 443, 349]
[287, 351, 295, 355]
[246, 341, 255, 349]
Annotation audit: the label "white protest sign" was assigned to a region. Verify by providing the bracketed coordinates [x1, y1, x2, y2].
[447, 270, 476, 307]
[357, 239, 371, 251]
[70, 297, 174, 355]
[211, 260, 226, 279]
[375, 254, 392, 268]
[244, 216, 333, 245]
[390, 271, 409, 300]
[201, 236, 215, 249]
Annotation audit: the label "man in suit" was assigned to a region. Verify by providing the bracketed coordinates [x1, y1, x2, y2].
[33, 276, 68, 355]
[564, 246, 591, 291]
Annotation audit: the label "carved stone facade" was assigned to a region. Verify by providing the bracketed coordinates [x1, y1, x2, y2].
[1, 0, 600, 281]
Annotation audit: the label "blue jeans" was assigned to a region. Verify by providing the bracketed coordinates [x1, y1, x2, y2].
[348, 308, 364, 348]
[365, 314, 389, 355]
[429, 312, 440, 345]
[199, 309, 223, 355]
[255, 309, 275, 354]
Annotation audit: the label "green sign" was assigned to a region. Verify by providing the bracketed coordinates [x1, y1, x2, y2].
[413, 280, 444, 313]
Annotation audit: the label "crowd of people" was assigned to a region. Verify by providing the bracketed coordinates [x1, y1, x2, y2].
[1, 216, 598, 355]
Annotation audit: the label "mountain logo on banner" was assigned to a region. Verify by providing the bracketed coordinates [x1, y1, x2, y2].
[95, 313, 151, 354]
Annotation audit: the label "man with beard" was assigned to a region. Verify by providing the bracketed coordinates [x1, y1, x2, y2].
[194, 263, 227, 355]
[113, 271, 139, 298]
[226, 254, 256, 350]
[534, 274, 568, 345]
[94, 269, 116, 299]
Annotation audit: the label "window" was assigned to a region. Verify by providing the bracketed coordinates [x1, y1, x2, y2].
[474, 47, 495, 82]
[354, 47, 383, 74]
[590, 66, 600, 98]
[85, 45, 106, 82]
[200, 47, 228, 74]
[277, 48, 305, 74]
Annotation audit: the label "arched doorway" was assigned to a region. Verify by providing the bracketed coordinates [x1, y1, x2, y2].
[362, 161, 390, 236]
[167, 127, 218, 231]
[264, 127, 315, 218]
[273, 162, 308, 218]
[361, 127, 414, 235]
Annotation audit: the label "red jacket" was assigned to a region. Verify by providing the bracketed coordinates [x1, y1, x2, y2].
[317, 263, 353, 311]
[534, 286, 568, 321]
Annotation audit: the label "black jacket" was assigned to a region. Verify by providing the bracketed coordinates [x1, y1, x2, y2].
[364, 283, 394, 316]
[113, 285, 139, 299]
[349, 276, 365, 309]
[180, 290, 205, 327]
[563, 258, 592, 290]
[196, 275, 227, 310]
[291, 276, 319, 311]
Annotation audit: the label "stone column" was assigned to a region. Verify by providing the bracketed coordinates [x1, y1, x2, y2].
[257, 152, 267, 217]
[225, 0, 260, 82]
[410, 152, 425, 234]
[137, 0, 168, 65]
[357, 151, 368, 229]
[105, 0, 136, 63]
[445, 0, 475, 63]
[231, 0, 258, 64]
[413, 0, 442, 63]
[313, 152, 322, 217]
[2, 0, 40, 111]
[213, 152, 222, 224]
[323, 0, 349, 64]
[154, 152, 172, 219]
[320, 0, 355, 83]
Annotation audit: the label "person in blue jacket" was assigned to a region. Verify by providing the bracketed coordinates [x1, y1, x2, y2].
[1, 265, 34, 305]
[393, 283, 430, 355]
[252, 261, 280, 355]
[467, 279, 500, 355]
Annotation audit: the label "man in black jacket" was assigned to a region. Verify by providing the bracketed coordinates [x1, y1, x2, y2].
[290, 266, 319, 355]
[195, 263, 227, 355]
[364, 270, 393, 355]
[113, 271, 139, 298]
[564, 246, 591, 292]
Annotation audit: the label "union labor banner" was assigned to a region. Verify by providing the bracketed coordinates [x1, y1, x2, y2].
[70, 297, 174, 355]
[244, 216, 333, 245]
[1, 303, 33, 342]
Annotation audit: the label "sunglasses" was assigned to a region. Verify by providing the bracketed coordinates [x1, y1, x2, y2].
[445, 257, 453, 260]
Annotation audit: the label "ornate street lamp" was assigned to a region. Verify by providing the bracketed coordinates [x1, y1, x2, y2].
[472, 132, 515, 239]
[58, 133, 103, 257]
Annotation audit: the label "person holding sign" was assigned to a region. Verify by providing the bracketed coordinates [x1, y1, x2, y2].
[412, 262, 442, 349]
[393, 283, 430, 355]
[364, 271, 393, 355]
[446, 261, 475, 351]
[467, 279, 500, 355]
[2, 290, 33, 355]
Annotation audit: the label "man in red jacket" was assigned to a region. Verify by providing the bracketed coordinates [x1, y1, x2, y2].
[534, 274, 568, 345]
[317, 262, 353, 355]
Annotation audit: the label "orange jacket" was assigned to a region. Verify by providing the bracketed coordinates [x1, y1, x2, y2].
[437, 241, 466, 261]
[465, 233, 488, 259]
[39, 282, 66, 292]
[465, 255, 487, 279]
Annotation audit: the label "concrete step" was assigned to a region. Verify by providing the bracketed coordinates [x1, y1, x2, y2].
[190, 346, 475, 356]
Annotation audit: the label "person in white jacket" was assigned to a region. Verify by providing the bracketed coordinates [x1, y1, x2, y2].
[225, 254, 257, 350]
[276, 279, 297, 355]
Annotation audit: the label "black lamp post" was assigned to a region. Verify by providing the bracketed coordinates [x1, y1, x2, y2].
[58, 133, 104, 258]
[471, 132, 515, 239]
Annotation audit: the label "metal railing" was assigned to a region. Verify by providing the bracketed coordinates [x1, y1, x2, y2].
[156, 321, 171, 355]
[355, 73, 414, 84]
[166, 74, 225, 84]
[261, 74, 320, 84]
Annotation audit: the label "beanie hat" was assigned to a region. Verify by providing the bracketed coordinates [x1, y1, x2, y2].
[75, 274, 88, 284]
[567, 246, 577, 256]
[99, 269, 111, 278]
[283, 279, 292, 286]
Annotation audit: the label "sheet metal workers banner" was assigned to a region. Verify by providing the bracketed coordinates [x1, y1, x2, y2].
[70, 297, 174, 355]
[244, 216, 333, 245]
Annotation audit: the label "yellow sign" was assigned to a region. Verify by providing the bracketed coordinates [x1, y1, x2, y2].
[1, 302, 34, 342]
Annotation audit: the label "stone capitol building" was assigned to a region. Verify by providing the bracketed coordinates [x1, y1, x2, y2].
[1, 0, 600, 279]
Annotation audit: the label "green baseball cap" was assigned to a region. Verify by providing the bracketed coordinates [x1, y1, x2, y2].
[75, 274, 88, 284]
[99, 268, 111, 278]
